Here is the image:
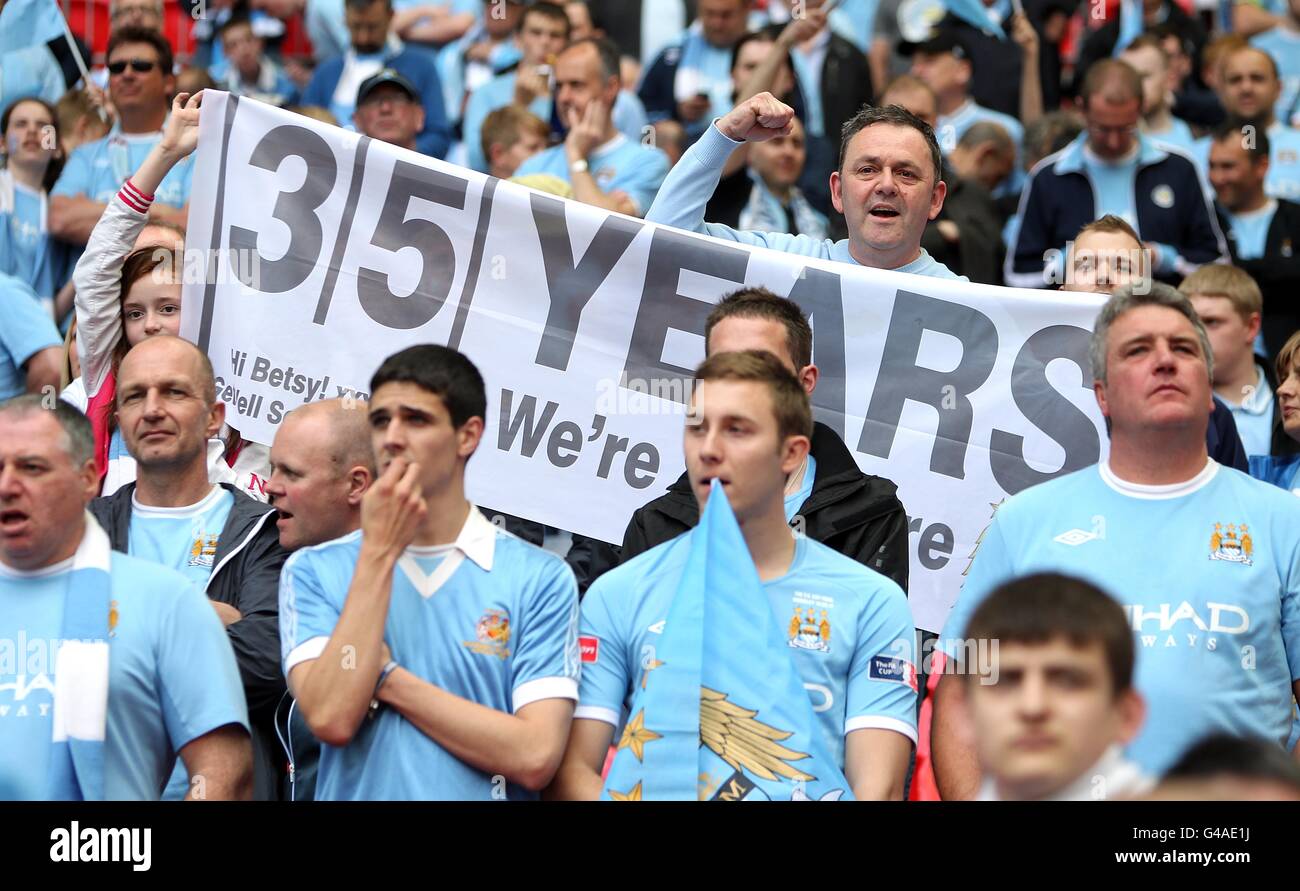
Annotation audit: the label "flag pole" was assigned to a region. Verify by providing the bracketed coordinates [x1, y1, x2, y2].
[51, 0, 108, 122]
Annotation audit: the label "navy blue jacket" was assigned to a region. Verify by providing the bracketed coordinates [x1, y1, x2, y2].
[1007, 133, 1228, 287]
[302, 45, 453, 159]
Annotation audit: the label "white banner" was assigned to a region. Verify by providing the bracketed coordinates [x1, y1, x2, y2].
[182, 93, 1109, 632]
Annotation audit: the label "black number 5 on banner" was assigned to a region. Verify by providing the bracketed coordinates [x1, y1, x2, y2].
[227, 124, 337, 294]
[358, 160, 467, 330]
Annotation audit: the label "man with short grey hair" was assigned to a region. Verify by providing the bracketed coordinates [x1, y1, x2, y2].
[0, 394, 253, 800]
[930, 281, 1300, 799]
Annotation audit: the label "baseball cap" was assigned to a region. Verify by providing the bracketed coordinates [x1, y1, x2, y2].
[899, 29, 971, 60]
[357, 69, 421, 106]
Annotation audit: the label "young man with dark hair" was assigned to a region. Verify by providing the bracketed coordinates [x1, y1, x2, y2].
[1008, 58, 1228, 289]
[50, 26, 192, 245]
[550, 349, 917, 800]
[0, 394, 253, 800]
[280, 345, 580, 799]
[932, 282, 1300, 799]
[647, 92, 962, 278]
[957, 573, 1150, 801]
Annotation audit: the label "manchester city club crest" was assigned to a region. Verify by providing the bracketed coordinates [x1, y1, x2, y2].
[788, 606, 830, 653]
[188, 534, 218, 568]
[462, 609, 512, 659]
[1209, 523, 1253, 566]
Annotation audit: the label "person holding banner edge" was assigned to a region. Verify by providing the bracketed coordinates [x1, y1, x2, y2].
[645, 92, 964, 279]
[549, 350, 917, 801]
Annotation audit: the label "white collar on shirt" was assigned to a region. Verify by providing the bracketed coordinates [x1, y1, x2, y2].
[397, 505, 498, 598]
[1099, 456, 1218, 500]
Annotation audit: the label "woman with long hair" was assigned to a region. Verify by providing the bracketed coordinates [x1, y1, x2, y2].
[0, 96, 71, 315]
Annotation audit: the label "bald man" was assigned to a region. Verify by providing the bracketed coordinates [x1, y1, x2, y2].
[266, 399, 376, 552]
[89, 336, 289, 800]
[265, 399, 377, 801]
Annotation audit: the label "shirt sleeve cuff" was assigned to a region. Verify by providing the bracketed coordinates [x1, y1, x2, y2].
[846, 715, 919, 746]
[118, 179, 155, 214]
[284, 636, 330, 676]
[512, 676, 579, 712]
[573, 704, 621, 726]
[690, 121, 743, 170]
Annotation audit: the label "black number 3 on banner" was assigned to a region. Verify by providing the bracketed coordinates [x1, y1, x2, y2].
[228, 124, 337, 294]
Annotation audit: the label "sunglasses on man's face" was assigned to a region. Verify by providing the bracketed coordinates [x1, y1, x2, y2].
[108, 59, 158, 75]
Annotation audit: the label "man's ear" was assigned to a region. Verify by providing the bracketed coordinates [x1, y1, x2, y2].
[413, 105, 426, 133]
[207, 400, 226, 440]
[829, 170, 843, 215]
[799, 363, 819, 397]
[1094, 378, 1111, 420]
[780, 433, 811, 476]
[457, 416, 485, 459]
[1116, 688, 1146, 745]
[928, 177, 947, 220]
[346, 466, 373, 505]
[78, 458, 100, 504]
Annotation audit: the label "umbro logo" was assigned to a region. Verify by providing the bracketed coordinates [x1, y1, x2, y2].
[648, 620, 665, 634]
[1053, 528, 1098, 546]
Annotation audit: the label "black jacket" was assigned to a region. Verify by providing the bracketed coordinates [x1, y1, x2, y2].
[1219, 197, 1300, 360]
[620, 422, 910, 591]
[923, 168, 1006, 285]
[90, 482, 289, 800]
[1007, 134, 1228, 287]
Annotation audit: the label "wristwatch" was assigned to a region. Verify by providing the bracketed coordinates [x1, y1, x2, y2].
[570, 158, 589, 174]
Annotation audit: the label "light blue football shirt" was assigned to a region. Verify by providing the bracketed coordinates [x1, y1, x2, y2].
[2, 183, 45, 289]
[52, 127, 195, 210]
[0, 272, 60, 400]
[1082, 145, 1140, 227]
[280, 507, 581, 800]
[128, 486, 235, 589]
[127, 484, 235, 798]
[941, 460, 1300, 775]
[515, 134, 670, 215]
[0, 537, 249, 800]
[1225, 365, 1274, 459]
[1146, 116, 1198, 157]
[576, 531, 919, 771]
[1225, 199, 1278, 260]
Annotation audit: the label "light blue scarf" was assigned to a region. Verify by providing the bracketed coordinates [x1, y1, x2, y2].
[602, 481, 853, 801]
[46, 513, 113, 801]
[738, 171, 829, 240]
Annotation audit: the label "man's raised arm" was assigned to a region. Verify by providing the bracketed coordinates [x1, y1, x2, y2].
[644, 92, 795, 243]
